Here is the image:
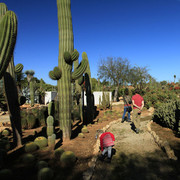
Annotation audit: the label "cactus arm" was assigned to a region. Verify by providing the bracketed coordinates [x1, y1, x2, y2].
[0, 3, 7, 18]
[71, 58, 88, 80]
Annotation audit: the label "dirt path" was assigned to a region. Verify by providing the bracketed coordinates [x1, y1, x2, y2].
[92, 117, 180, 180]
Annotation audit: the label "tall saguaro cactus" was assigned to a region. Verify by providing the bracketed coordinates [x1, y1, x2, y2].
[0, 3, 22, 147]
[55, 0, 87, 140]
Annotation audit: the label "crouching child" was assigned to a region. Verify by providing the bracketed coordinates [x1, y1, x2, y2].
[96, 130, 115, 163]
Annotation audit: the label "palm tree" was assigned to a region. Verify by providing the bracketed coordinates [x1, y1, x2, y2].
[174, 75, 176, 83]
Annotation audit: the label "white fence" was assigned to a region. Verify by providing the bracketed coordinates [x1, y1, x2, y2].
[45, 91, 57, 104]
[83, 91, 112, 106]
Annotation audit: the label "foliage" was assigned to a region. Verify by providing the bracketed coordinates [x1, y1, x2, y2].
[153, 99, 180, 135]
[143, 89, 177, 109]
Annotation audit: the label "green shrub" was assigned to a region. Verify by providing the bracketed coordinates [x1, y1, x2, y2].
[153, 99, 180, 134]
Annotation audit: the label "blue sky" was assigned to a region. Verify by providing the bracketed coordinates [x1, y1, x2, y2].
[1, 0, 180, 85]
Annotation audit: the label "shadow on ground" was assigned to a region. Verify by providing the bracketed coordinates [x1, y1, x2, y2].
[93, 151, 180, 180]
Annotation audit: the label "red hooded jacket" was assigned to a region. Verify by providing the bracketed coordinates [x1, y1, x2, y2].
[100, 132, 115, 151]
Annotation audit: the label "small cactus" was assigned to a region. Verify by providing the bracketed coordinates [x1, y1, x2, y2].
[81, 126, 89, 133]
[1, 128, 11, 136]
[38, 167, 54, 180]
[54, 148, 65, 159]
[36, 161, 48, 171]
[48, 134, 56, 149]
[34, 136, 48, 149]
[60, 151, 76, 167]
[21, 153, 36, 165]
[24, 142, 38, 153]
[78, 133, 84, 138]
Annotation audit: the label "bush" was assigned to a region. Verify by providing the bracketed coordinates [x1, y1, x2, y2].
[153, 99, 180, 135]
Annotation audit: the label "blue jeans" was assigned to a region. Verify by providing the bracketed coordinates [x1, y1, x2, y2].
[102, 146, 112, 158]
[122, 106, 131, 120]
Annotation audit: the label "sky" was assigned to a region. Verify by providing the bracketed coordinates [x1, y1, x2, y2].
[1, 0, 180, 86]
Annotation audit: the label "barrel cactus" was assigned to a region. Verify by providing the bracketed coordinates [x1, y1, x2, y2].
[24, 142, 38, 153]
[34, 136, 48, 149]
[38, 167, 54, 180]
[54, 147, 65, 159]
[36, 161, 48, 171]
[60, 151, 76, 167]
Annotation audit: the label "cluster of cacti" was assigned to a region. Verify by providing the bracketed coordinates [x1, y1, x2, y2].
[48, 0, 88, 140]
[153, 99, 180, 135]
[34, 136, 48, 149]
[0, 2, 22, 147]
[99, 91, 110, 110]
[20, 107, 47, 129]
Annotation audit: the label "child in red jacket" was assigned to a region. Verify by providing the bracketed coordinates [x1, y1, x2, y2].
[96, 130, 115, 163]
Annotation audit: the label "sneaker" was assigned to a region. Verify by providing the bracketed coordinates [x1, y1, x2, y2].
[98, 154, 105, 161]
[121, 119, 125, 123]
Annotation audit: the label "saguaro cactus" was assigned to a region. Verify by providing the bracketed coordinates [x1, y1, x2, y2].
[25, 70, 35, 106]
[0, 3, 22, 147]
[55, 0, 87, 140]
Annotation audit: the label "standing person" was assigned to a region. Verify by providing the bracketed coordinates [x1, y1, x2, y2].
[121, 88, 132, 123]
[132, 88, 144, 134]
[96, 130, 115, 163]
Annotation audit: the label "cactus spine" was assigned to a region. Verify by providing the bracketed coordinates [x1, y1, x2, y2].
[56, 0, 87, 140]
[0, 3, 22, 147]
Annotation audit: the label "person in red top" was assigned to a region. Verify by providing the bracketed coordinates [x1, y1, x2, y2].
[132, 88, 144, 134]
[96, 130, 115, 163]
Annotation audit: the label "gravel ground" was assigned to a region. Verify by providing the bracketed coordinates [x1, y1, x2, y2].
[92, 118, 180, 180]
